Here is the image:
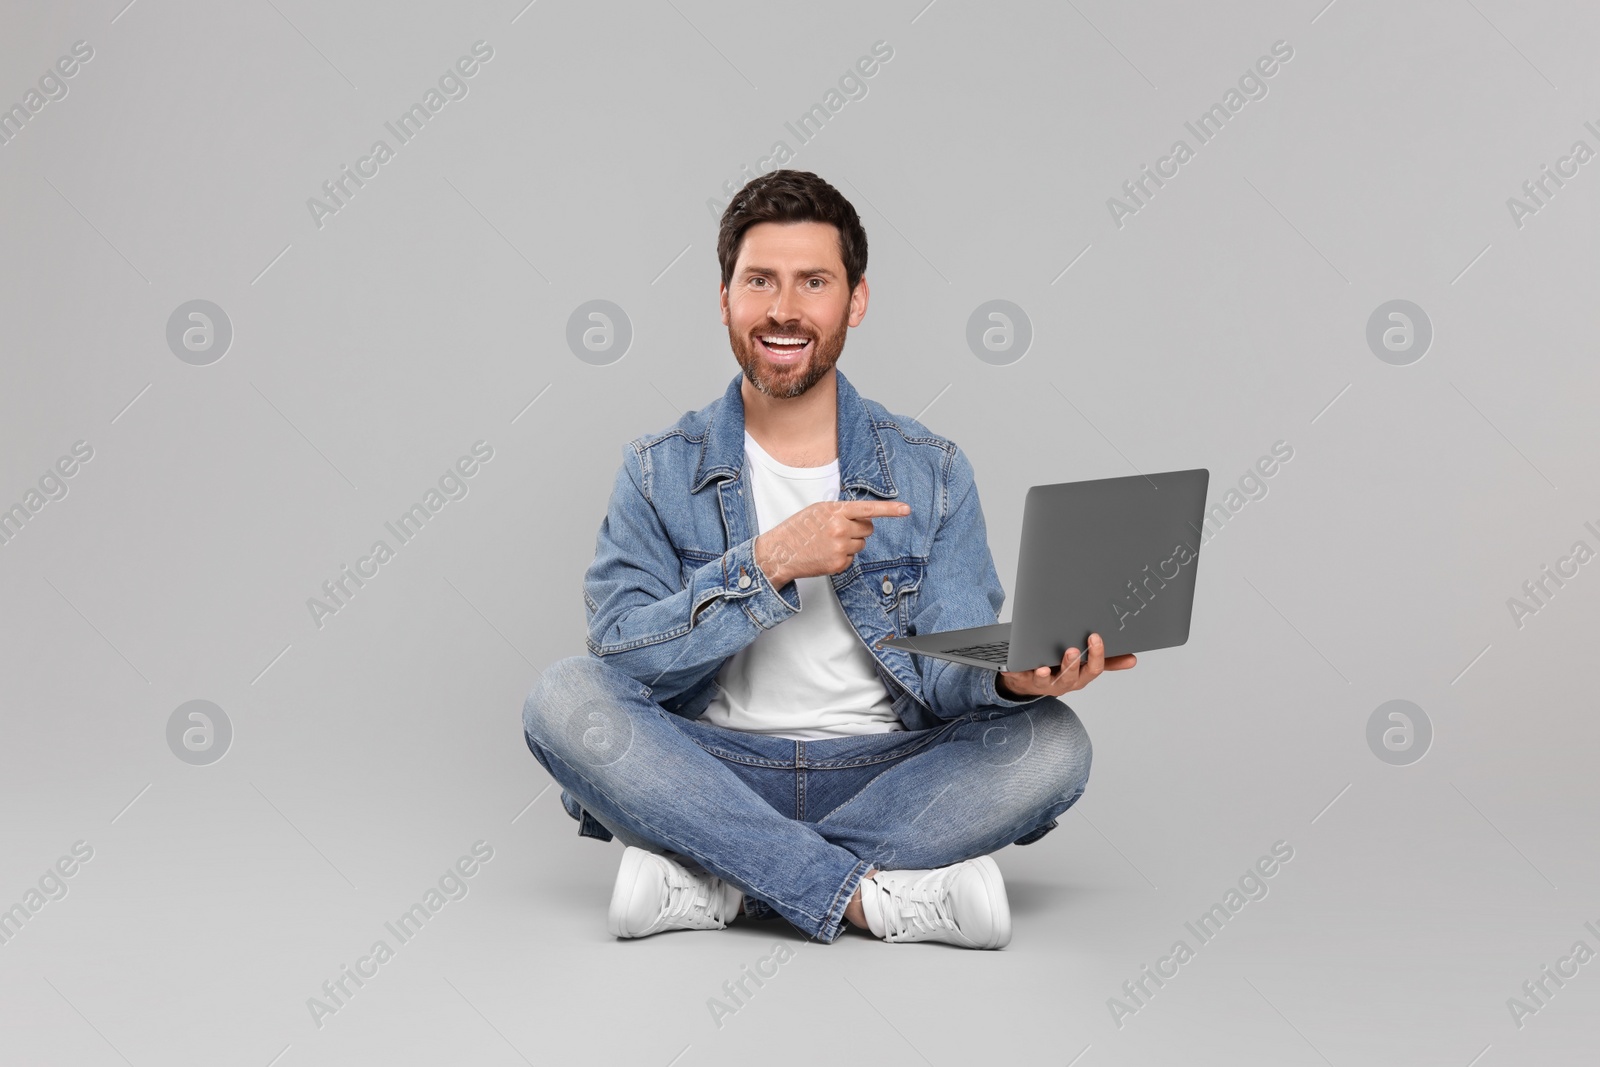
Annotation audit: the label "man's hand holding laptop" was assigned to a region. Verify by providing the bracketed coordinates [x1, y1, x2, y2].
[995, 633, 1136, 700]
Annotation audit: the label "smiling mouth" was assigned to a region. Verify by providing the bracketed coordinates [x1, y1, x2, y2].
[756, 334, 813, 364]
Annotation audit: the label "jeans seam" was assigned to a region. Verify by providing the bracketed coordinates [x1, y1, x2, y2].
[809, 719, 969, 828]
[811, 761, 907, 826]
[670, 735, 802, 769]
[808, 718, 965, 774]
[797, 765, 806, 821]
[670, 721, 960, 770]
[798, 729, 956, 768]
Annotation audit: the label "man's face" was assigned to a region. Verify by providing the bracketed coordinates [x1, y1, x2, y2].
[720, 220, 868, 400]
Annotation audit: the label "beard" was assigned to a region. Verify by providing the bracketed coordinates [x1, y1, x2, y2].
[729, 303, 850, 400]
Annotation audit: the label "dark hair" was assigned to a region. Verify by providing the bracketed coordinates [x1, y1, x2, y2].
[717, 170, 868, 293]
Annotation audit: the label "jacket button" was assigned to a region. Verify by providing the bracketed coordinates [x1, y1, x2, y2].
[881, 577, 894, 595]
[738, 574, 752, 589]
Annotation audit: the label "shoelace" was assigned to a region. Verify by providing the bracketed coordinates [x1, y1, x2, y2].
[880, 880, 958, 941]
[661, 869, 730, 929]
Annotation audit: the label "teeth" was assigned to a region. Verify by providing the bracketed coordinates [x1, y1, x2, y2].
[761, 336, 808, 345]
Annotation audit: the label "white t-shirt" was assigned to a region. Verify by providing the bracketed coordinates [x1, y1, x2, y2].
[698, 431, 903, 740]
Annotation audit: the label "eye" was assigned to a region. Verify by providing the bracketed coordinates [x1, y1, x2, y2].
[808, 278, 823, 289]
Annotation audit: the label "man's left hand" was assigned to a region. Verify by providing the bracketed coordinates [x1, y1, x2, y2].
[995, 633, 1136, 700]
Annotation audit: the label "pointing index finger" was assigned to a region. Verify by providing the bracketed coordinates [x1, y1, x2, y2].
[843, 500, 912, 516]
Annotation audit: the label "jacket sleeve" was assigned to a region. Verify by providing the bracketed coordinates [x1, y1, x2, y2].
[908, 444, 1042, 719]
[583, 442, 800, 704]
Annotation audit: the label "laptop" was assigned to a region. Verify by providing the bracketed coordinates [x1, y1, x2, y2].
[881, 468, 1210, 672]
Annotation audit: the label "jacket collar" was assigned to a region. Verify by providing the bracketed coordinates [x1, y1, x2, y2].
[692, 367, 897, 499]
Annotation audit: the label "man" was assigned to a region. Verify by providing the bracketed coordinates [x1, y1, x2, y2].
[522, 169, 1135, 948]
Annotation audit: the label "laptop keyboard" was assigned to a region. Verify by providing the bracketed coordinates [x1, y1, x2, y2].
[944, 640, 1009, 664]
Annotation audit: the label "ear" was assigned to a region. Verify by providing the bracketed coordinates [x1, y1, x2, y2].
[719, 282, 730, 326]
[847, 276, 869, 327]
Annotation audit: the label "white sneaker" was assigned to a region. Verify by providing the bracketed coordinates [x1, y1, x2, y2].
[607, 845, 743, 938]
[858, 855, 1012, 949]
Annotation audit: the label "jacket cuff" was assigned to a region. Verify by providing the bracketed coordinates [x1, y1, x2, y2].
[983, 668, 1042, 708]
[722, 537, 800, 629]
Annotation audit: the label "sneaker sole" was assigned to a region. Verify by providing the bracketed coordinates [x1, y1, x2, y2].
[606, 847, 654, 938]
[968, 855, 1013, 949]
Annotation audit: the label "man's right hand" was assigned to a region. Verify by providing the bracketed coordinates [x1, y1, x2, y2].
[754, 500, 911, 588]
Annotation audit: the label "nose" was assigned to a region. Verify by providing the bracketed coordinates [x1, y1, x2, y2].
[768, 282, 802, 327]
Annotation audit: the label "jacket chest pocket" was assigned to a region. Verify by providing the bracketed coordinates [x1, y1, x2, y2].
[865, 559, 926, 619]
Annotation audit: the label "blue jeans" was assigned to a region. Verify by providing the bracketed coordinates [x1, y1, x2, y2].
[521, 656, 1092, 943]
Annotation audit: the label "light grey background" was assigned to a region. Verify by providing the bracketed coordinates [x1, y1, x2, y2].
[2, 1, 1597, 1064]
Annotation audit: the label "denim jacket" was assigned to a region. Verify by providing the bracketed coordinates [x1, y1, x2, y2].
[582, 368, 1041, 733]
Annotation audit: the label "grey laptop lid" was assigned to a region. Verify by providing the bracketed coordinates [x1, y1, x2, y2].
[1007, 468, 1209, 669]
[882, 468, 1209, 671]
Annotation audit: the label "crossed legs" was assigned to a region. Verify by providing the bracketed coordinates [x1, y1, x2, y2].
[522, 655, 1091, 943]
